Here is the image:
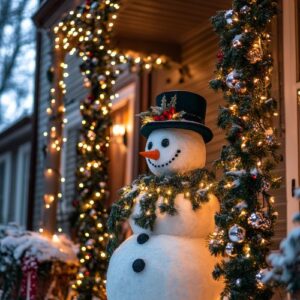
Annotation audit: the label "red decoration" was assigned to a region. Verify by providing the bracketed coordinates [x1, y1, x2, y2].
[153, 107, 177, 122]
[72, 199, 80, 207]
[217, 49, 224, 63]
[21, 255, 38, 300]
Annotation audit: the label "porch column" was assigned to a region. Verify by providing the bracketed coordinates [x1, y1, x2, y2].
[42, 37, 65, 235]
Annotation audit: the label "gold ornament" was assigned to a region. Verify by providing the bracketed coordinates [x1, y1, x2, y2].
[247, 39, 263, 64]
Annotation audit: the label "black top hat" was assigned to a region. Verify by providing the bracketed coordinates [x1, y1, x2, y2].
[140, 90, 213, 143]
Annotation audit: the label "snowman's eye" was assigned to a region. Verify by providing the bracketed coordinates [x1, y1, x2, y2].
[147, 141, 153, 150]
[161, 138, 170, 148]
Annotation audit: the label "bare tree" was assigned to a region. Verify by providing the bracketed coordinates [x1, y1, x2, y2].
[0, 0, 36, 126]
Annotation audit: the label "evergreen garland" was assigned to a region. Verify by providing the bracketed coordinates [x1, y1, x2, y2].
[107, 168, 215, 257]
[209, 1, 281, 299]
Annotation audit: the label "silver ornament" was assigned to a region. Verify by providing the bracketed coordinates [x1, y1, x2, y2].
[240, 5, 251, 14]
[92, 57, 99, 64]
[98, 75, 106, 82]
[229, 224, 246, 243]
[225, 242, 236, 257]
[256, 270, 265, 282]
[256, 269, 266, 288]
[236, 278, 242, 287]
[247, 212, 270, 229]
[226, 70, 240, 89]
[224, 10, 237, 25]
[235, 200, 248, 212]
[232, 34, 243, 48]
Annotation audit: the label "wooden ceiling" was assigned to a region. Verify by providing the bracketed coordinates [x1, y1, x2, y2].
[114, 0, 231, 45]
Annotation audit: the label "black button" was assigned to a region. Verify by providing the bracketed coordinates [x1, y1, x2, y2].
[137, 233, 149, 244]
[132, 259, 145, 273]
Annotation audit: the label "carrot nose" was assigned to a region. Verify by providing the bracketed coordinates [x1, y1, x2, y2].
[139, 149, 160, 160]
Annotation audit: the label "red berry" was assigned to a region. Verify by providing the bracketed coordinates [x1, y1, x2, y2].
[169, 107, 176, 114]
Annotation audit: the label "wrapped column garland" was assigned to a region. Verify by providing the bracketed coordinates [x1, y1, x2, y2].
[209, 1, 280, 299]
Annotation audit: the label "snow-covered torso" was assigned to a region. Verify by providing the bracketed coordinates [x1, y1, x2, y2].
[107, 193, 223, 300]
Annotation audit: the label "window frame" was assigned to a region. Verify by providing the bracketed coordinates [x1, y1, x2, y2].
[0, 152, 12, 224]
[15, 142, 31, 227]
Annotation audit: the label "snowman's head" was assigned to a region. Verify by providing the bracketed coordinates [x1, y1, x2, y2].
[140, 128, 206, 176]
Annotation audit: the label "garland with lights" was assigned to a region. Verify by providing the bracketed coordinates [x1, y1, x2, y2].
[107, 168, 215, 256]
[42, 0, 169, 298]
[209, 1, 281, 299]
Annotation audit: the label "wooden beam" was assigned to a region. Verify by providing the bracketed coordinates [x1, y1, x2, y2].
[114, 35, 182, 63]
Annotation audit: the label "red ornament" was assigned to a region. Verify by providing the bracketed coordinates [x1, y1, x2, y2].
[72, 199, 79, 207]
[217, 49, 224, 63]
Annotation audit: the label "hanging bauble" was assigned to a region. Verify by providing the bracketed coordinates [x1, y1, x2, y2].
[262, 179, 271, 192]
[256, 269, 266, 288]
[100, 181, 106, 188]
[226, 70, 240, 89]
[234, 200, 248, 212]
[235, 81, 247, 94]
[247, 212, 270, 229]
[90, 2, 98, 10]
[228, 224, 246, 243]
[92, 57, 99, 64]
[265, 127, 274, 144]
[224, 10, 238, 25]
[232, 34, 243, 48]
[236, 278, 242, 287]
[240, 5, 251, 14]
[83, 77, 91, 88]
[247, 39, 263, 64]
[256, 270, 265, 283]
[225, 242, 236, 257]
[217, 49, 224, 63]
[98, 75, 106, 82]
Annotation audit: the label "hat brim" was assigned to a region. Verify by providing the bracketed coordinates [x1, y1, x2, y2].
[140, 120, 213, 143]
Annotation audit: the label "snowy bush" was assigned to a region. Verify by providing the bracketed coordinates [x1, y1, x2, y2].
[0, 224, 78, 300]
[263, 188, 300, 295]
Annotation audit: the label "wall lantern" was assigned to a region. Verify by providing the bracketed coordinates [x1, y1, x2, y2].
[112, 124, 127, 145]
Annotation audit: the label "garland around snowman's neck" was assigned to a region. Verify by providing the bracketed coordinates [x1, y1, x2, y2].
[107, 168, 215, 256]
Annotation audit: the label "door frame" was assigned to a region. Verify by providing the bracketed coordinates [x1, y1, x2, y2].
[283, 0, 300, 231]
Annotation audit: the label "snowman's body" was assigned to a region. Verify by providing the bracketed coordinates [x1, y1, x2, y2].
[107, 128, 223, 300]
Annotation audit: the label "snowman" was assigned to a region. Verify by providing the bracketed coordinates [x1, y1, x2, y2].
[106, 91, 223, 300]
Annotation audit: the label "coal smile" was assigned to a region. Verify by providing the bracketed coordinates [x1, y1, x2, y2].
[148, 149, 181, 168]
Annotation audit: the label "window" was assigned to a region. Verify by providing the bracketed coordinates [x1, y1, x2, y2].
[15, 143, 31, 227]
[0, 153, 11, 224]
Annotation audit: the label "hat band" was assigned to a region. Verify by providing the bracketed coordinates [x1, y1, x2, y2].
[182, 113, 205, 124]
